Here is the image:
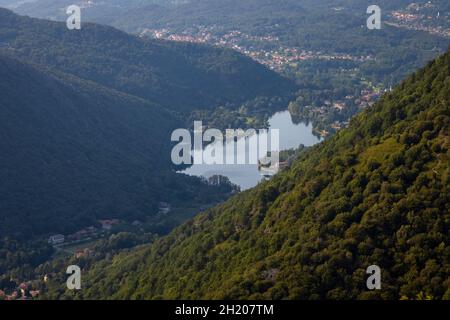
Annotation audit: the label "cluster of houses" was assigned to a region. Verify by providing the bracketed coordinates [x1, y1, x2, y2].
[47, 209, 171, 248]
[142, 26, 374, 72]
[48, 219, 123, 247]
[357, 90, 382, 108]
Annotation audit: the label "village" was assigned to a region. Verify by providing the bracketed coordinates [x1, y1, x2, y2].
[141, 27, 374, 72]
[0, 202, 172, 300]
[139, 23, 391, 139]
[387, 2, 450, 38]
[47, 202, 172, 250]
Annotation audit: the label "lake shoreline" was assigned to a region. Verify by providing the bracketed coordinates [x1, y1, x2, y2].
[179, 110, 322, 190]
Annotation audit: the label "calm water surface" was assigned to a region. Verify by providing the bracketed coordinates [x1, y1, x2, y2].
[180, 111, 322, 190]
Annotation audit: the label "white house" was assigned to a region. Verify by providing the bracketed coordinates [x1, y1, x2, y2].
[48, 234, 65, 245]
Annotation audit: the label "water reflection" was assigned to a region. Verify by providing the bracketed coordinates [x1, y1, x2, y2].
[179, 111, 322, 190]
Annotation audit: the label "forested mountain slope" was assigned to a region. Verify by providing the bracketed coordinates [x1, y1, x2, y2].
[108, 0, 447, 84]
[0, 54, 228, 238]
[12, 0, 449, 33]
[0, 8, 294, 114]
[12, 0, 448, 87]
[71, 50, 449, 300]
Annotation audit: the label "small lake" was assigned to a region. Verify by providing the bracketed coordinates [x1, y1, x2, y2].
[179, 110, 322, 190]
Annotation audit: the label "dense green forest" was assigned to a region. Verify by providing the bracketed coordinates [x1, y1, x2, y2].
[4, 2, 448, 135]
[0, 8, 294, 116]
[9, 1, 448, 85]
[0, 8, 289, 285]
[0, 8, 292, 241]
[39, 49, 449, 300]
[0, 53, 236, 239]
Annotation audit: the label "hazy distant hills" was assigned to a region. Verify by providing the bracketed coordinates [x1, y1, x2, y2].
[0, 8, 294, 114]
[4, 0, 427, 26]
[10, 1, 449, 47]
[10, 0, 449, 36]
[68, 50, 449, 300]
[8, 1, 449, 86]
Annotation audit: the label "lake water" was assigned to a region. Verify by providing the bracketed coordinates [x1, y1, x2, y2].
[179, 111, 322, 190]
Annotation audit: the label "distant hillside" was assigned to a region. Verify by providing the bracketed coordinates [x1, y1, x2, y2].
[67, 50, 449, 300]
[0, 54, 230, 238]
[9, 0, 434, 28]
[10, 1, 449, 87]
[0, 8, 294, 114]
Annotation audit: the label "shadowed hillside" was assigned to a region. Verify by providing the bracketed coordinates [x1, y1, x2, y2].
[0, 54, 232, 238]
[0, 8, 295, 114]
